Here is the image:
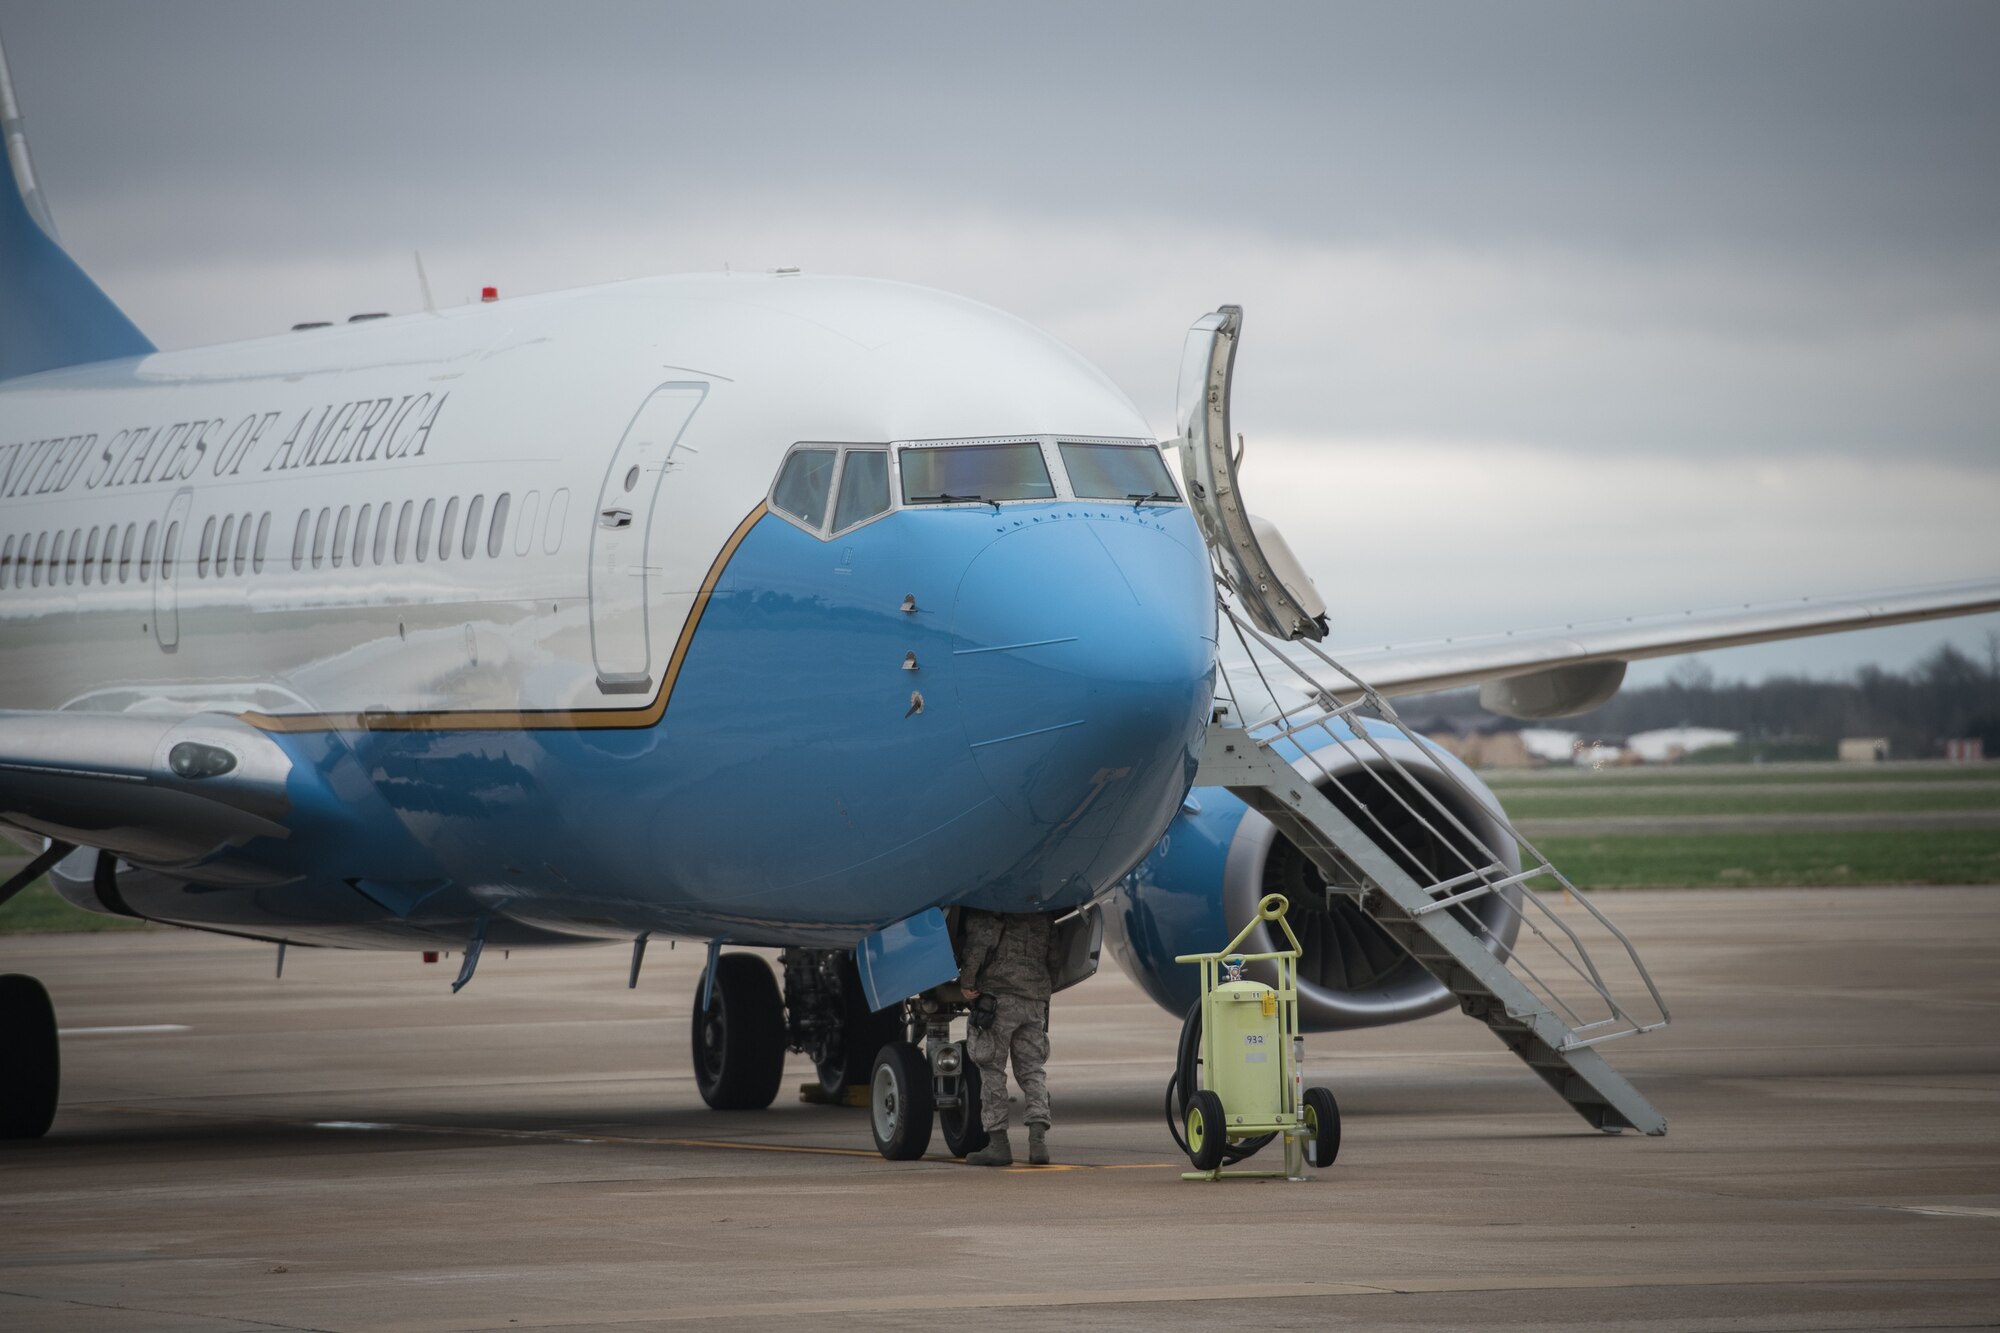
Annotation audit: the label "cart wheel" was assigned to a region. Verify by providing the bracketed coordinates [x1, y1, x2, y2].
[938, 1050, 989, 1158]
[869, 1040, 934, 1160]
[1303, 1086, 1341, 1168]
[1186, 1089, 1227, 1173]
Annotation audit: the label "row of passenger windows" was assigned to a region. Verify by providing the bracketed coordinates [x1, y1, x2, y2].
[0, 489, 566, 591]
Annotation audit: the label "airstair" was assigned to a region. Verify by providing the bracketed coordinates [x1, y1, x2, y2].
[1199, 605, 1670, 1134]
[1171, 303, 1669, 1134]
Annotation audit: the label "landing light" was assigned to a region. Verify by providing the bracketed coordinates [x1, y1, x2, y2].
[168, 741, 237, 780]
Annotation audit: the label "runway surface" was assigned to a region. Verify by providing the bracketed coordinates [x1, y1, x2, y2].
[2, 887, 1997, 1331]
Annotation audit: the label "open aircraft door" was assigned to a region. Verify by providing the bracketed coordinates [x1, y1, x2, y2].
[1174, 306, 1328, 642]
[152, 487, 193, 651]
[588, 383, 706, 694]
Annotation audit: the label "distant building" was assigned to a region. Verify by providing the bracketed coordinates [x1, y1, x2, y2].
[1518, 728, 1583, 764]
[1943, 738, 1986, 762]
[1424, 729, 1538, 769]
[1626, 727, 1740, 763]
[1839, 737, 1891, 763]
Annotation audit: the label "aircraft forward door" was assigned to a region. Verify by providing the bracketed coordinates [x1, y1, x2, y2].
[152, 487, 193, 651]
[589, 383, 707, 693]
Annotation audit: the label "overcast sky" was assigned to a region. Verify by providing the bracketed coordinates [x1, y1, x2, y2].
[4, 0, 1995, 683]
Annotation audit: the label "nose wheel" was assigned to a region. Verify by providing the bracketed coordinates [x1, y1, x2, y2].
[869, 1040, 934, 1160]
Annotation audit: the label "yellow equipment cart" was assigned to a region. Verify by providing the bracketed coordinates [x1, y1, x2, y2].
[1171, 892, 1340, 1181]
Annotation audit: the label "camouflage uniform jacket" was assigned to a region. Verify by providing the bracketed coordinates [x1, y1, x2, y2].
[956, 909, 1062, 1002]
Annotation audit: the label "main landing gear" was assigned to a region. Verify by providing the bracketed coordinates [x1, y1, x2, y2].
[689, 948, 904, 1110]
[689, 949, 985, 1162]
[0, 973, 60, 1139]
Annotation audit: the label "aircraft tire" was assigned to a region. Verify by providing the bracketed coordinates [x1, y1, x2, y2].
[1303, 1085, 1341, 1168]
[938, 1047, 989, 1158]
[691, 953, 787, 1111]
[0, 974, 59, 1139]
[869, 1040, 934, 1161]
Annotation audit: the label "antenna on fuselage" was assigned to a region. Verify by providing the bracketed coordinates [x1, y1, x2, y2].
[414, 250, 439, 316]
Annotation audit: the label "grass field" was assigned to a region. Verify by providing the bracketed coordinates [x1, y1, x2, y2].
[0, 879, 156, 934]
[1491, 760, 2000, 887]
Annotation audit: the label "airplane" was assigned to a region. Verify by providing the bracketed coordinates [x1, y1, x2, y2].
[2, 31, 1996, 1152]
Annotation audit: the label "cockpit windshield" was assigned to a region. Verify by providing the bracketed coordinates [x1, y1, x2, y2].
[901, 442, 1055, 505]
[1059, 441, 1180, 503]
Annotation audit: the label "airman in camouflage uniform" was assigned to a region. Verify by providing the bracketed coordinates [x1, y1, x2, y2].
[957, 908, 1062, 1166]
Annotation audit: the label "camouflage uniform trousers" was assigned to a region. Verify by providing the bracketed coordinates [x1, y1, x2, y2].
[968, 993, 1051, 1134]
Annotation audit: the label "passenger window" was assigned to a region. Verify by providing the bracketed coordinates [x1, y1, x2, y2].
[30, 532, 46, 587]
[438, 496, 460, 561]
[352, 504, 372, 567]
[99, 524, 115, 584]
[119, 523, 135, 583]
[901, 442, 1054, 504]
[372, 501, 391, 565]
[82, 528, 99, 585]
[62, 530, 78, 585]
[416, 499, 435, 562]
[311, 508, 330, 569]
[514, 491, 539, 556]
[543, 489, 568, 554]
[252, 513, 270, 574]
[772, 448, 837, 528]
[488, 493, 511, 558]
[832, 450, 890, 532]
[331, 506, 351, 568]
[195, 517, 213, 578]
[234, 512, 252, 575]
[140, 522, 157, 583]
[291, 511, 309, 571]
[217, 516, 236, 577]
[0, 535, 13, 588]
[462, 494, 484, 560]
[161, 522, 180, 580]
[395, 500, 413, 563]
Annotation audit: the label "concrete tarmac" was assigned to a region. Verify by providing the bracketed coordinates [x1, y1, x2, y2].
[2, 887, 1997, 1331]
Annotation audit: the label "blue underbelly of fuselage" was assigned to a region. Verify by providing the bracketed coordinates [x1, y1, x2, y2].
[160, 501, 1218, 949]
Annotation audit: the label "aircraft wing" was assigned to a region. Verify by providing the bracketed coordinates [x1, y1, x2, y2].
[1226, 578, 2000, 720]
[0, 711, 296, 871]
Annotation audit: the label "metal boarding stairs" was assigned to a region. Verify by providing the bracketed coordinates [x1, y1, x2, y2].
[1199, 599, 1672, 1135]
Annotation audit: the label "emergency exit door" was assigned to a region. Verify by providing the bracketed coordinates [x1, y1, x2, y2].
[589, 383, 706, 693]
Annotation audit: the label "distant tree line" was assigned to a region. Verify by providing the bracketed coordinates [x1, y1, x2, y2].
[1399, 636, 2000, 759]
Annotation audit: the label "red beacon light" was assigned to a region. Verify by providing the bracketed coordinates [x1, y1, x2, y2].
[480, 286, 498, 303]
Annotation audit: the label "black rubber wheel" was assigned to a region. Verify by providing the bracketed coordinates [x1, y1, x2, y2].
[1186, 1088, 1227, 1172]
[938, 1047, 989, 1158]
[815, 954, 905, 1096]
[1303, 1085, 1341, 1168]
[0, 974, 59, 1140]
[869, 1039, 934, 1160]
[690, 953, 787, 1110]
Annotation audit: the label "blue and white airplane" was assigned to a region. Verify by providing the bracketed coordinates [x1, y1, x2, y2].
[2, 36, 1995, 1148]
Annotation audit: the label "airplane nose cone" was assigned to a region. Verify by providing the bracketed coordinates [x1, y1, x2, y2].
[952, 510, 1215, 898]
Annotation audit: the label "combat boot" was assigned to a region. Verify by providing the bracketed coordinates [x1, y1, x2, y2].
[966, 1131, 1013, 1167]
[1027, 1122, 1049, 1166]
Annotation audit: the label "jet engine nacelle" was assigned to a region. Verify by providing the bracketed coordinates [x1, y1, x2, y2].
[1107, 726, 1523, 1030]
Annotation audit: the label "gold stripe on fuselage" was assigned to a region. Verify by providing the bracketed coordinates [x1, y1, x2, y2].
[240, 502, 769, 735]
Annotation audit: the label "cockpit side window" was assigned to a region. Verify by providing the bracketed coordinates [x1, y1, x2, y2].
[832, 450, 890, 532]
[772, 448, 837, 529]
[901, 441, 1054, 505]
[1058, 441, 1181, 503]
